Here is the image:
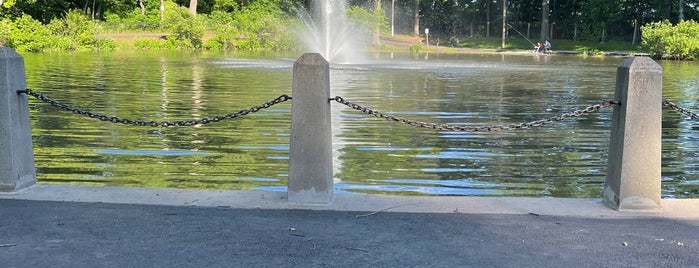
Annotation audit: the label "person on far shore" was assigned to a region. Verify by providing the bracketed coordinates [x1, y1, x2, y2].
[544, 39, 552, 53]
[534, 42, 543, 53]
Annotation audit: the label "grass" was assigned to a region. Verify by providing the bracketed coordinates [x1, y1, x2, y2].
[455, 37, 644, 53]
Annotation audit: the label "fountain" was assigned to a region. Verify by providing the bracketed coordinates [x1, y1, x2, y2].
[297, 0, 367, 63]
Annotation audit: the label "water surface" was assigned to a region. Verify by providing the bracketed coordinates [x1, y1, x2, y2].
[23, 51, 699, 198]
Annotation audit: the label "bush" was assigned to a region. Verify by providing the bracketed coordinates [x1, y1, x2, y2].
[47, 10, 115, 50]
[6, 15, 57, 52]
[134, 38, 165, 49]
[229, 0, 297, 50]
[409, 44, 422, 54]
[0, 19, 11, 46]
[346, 6, 389, 36]
[642, 20, 699, 60]
[0, 11, 115, 52]
[204, 23, 239, 50]
[162, 2, 205, 48]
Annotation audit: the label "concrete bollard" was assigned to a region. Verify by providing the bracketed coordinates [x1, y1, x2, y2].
[604, 56, 662, 210]
[288, 53, 334, 204]
[0, 47, 36, 192]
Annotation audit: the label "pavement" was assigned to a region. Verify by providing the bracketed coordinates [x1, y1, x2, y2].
[1, 184, 698, 268]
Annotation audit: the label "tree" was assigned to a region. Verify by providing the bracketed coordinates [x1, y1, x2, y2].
[413, 0, 419, 36]
[189, 0, 197, 15]
[373, 0, 382, 46]
[540, 0, 549, 42]
[502, 0, 507, 48]
[139, 0, 145, 15]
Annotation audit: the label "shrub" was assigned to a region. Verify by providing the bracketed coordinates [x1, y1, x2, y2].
[133, 38, 165, 49]
[48, 10, 116, 50]
[6, 15, 57, 52]
[230, 0, 297, 50]
[0, 18, 11, 46]
[162, 2, 205, 48]
[204, 23, 239, 50]
[410, 44, 422, 54]
[642, 20, 699, 60]
[346, 5, 389, 36]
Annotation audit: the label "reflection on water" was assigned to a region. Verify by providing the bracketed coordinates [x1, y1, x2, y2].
[23, 51, 699, 198]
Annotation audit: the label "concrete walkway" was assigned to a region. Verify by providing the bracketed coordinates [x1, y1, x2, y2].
[2, 184, 698, 267]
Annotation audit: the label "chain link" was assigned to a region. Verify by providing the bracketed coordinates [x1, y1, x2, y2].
[19, 88, 699, 130]
[331, 96, 620, 132]
[17, 88, 291, 127]
[662, 99, 699, 121]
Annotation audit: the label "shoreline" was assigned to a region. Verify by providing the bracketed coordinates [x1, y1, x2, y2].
[378, 35, 650, 57]
[99, 32, 649, 57]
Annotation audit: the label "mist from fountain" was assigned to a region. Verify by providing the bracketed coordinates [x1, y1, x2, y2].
[297, 0, 367, 64]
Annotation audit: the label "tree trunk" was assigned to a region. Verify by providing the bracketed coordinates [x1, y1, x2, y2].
[91, 0, 96, 19]
[486, 1, 490, 38]
[501, 0, 507, 49]
[139, 0, 145, 15]
[189, 0, 198, 15]
[540, 0, 549, 42]
[373, 0, 382, 46]
[413, 0, 420, 36]
[632, 19, 639, 45]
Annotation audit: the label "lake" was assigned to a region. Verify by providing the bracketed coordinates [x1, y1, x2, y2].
[22, 50, 699, 198]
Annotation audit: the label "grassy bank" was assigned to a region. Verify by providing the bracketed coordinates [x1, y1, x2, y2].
[381, 35, 644, 53]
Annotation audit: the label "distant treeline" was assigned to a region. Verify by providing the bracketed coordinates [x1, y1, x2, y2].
[0, 0, 697, 59]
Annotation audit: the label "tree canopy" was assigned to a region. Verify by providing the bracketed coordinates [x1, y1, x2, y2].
[2, 0, 697, 42]
[1, 0, 698, 59]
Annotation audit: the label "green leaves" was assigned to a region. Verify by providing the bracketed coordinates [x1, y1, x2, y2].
[5, 15, 56, 52]
[642, 20, 699, 60]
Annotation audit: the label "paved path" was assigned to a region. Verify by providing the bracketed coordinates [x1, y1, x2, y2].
[2, 185, 698, 267]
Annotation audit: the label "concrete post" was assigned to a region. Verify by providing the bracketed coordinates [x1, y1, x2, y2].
[0, 48, 36, 192]
[604, 57, 662, 210]
[288, 53, 333, 204]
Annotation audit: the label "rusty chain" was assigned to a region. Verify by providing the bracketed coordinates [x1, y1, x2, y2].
[331, 96, 620, 132]
[662, 99, 699, 121]
[17, 88, 291, 127]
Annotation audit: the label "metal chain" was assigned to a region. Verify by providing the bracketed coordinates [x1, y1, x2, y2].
[17, 88, 291, 127]
[331, 96, 620, 132]
[19, 87, 698, 130]
[662, 99, 699, 121]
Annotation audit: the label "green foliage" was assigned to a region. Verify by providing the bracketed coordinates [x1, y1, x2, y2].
[409, 44, 422, 54]
[642, 20, 699, 60]
[0, 10, 115, 52]
[102, 7, 162, 32]
[204, 23, 237, 50]
[226, 0, 296, 50]
[4, 15, 57, 52]
[133, 38, 174, 49]
[346, 5, 389, 36]
[47, 10, 116, 50]
[578, 49, 606, 57]
[162, 2, 205, 48]
[0, 19, 11, 46]
[207, 10, 235, 25]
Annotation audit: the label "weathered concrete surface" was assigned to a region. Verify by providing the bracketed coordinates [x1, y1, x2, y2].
[605, 56, 663, 210]
[3, 184, 698, 219]
[288, 53, 333, 204]
[1, 185, 698, 267]
[0, 47, 35, 192]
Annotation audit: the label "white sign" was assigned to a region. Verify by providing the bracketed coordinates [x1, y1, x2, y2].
[425, 28, 429, 34]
